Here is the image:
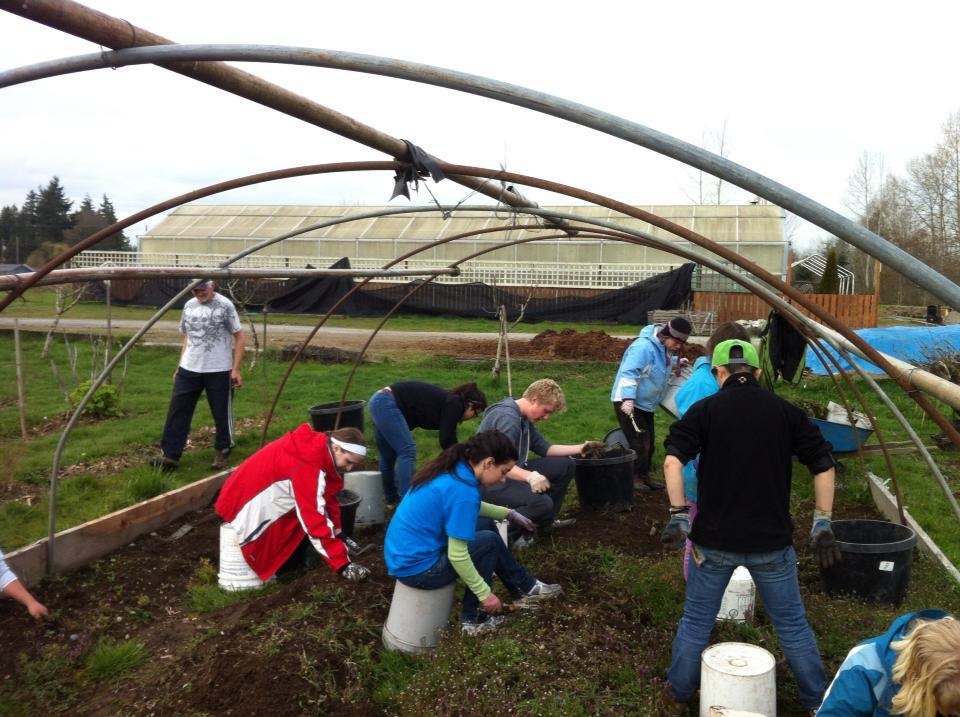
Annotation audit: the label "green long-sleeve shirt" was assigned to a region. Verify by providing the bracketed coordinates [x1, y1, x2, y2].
[448, 502, 509, 600]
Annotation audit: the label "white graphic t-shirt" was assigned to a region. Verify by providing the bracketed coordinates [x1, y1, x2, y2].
[179, 293, 242, 373]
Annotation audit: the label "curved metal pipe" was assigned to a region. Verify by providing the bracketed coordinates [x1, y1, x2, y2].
[0, 266, 459, 289]
[38, 164, 959, 572]
[1, 41, 957, 308]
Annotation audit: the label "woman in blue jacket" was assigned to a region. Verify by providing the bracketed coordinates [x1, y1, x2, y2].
[817, 609, 959, 716]
[611, 317, 691, 491]
[384, 430, 562, 635]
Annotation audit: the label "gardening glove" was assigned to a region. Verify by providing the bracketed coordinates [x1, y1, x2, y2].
[506, 509, 535, 533]
[619, 399, 635, 416]
[480, 592, 502, 614]
[810, 515, 842, 569]
[526, 472, 551, 494]
[580, 440, 606, 458]
[339, 562, 370, 582]
[660, 511, 690, 551]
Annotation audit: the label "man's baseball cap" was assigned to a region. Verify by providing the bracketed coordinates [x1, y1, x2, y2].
[711, 339, 759, 369]
[192, 278, 214, 290]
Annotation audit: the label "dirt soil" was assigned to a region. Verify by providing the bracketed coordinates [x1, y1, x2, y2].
[2, 494, 678, 716]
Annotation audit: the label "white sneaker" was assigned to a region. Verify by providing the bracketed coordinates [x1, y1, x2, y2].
[519, 579, 563, 603]
[461, 614, 506, 636]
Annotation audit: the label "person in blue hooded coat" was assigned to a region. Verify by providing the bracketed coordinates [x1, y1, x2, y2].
[817, 609, 959, 716]
[611, 316, 691, 491]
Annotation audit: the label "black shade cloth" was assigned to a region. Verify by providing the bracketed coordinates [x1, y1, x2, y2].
[99, 259, 694, 325]
[390, 140, 446, 200]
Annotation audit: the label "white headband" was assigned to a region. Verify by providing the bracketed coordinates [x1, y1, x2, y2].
[330, 437, 367, 457]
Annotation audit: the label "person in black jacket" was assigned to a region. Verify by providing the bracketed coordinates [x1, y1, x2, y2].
[369, 381, 487, 503]
[659, 339, 840, 713]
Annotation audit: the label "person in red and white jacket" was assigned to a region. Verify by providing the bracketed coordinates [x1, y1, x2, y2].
[215, 424, 370, 582]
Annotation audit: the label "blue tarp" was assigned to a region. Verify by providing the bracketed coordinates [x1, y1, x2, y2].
[805, 325, 960, 375]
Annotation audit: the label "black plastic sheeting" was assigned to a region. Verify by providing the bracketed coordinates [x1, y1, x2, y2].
[97, 258, 694, 324]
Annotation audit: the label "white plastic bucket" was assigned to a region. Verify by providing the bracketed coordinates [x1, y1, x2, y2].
[344, 470, 386, 526]
[496, 520, 509, 546]
[382, 580, 455, 654]
[218, 523, 264, 591]
[700, 642, 776, 717]
[717, 566, 755, 623]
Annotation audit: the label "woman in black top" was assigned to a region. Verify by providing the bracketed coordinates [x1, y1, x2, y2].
[368, 381, 487, 502]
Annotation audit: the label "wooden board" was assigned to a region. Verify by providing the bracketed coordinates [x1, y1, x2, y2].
[868, 472, 960, 585]
[6, 470, 230, 588]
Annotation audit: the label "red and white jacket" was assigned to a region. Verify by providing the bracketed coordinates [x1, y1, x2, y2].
[215, 423, 349, 579]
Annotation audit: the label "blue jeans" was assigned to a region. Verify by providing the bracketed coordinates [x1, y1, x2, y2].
[161, 368, 233, 460]
[667, 544, 827, 710]
[368, 389, 416, 502]
[397, 530, 535, 623]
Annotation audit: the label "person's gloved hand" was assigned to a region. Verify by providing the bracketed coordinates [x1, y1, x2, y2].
[619, 399, 635, 416]
[526, 472, 551, 494]
[580, 440, 606, 458]
[810, 518, 842, 569]
[480, 592, 502, 613]
[339, 562, 370, 581]
[660, 512, 690, 551]
[506, 509, 535, 533]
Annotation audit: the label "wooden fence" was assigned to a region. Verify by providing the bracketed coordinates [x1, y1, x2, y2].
[692, 292, 879, 329]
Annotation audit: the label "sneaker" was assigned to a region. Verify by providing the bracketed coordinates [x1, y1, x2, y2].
[551, 517, 577, 529]
[633, 478, 652, 493]
[149, 455, 179, 472]
[512, 534, 536, 550]
[520, 579, 563, 603]
[461, 614, 506, 636]
[210, 449, 231, 470]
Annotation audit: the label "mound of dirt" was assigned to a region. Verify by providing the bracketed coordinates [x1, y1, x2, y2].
[521, 329, 631, 362]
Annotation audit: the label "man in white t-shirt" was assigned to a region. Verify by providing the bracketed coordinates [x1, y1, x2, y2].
[152, 279, 245, 471]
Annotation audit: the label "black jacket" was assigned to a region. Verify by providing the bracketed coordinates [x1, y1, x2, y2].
[390, 381, 466, 449]
[664, 372, 834, 552]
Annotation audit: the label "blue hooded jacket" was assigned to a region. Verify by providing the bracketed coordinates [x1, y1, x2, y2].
[817, 609, 950, 716]
[610, 324, 674, 411]
[672, 355, 718, 501]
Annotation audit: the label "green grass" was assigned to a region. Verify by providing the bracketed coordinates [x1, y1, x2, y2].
[83, 638, 147, 683]
[2, 319, 959, 572]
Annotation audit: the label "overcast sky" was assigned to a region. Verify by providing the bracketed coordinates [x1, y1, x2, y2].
[1, 0, 958, 253]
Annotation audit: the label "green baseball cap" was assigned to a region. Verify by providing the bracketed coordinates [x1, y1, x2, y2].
[711, 339, 760, 369]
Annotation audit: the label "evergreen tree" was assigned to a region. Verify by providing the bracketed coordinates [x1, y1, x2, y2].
[35, 176, 73, 244]
[65, 194, 109, 246]
[0, 205, 17, 263]
[817, 247, 841, 293]
[15, 190, 40, 263]
[97, 194, 130, 251]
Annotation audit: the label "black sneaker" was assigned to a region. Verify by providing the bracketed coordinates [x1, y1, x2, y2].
[150, 455, 179, 472]
[211, 449, 231, 470]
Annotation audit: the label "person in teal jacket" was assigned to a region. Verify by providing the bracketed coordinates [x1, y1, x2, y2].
[672, 321, 750, 580]
[817, 609, 959, 716]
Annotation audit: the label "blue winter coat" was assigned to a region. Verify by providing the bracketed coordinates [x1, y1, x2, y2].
[610, 324, 674, 411]
[817, 609, 950, 716]
[672, 355, 718, 501]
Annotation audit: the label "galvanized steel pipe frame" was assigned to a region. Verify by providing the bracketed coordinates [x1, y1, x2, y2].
[0, 266, 459, 289]
[0, 36, 958, 309]
[27, 162, 960, 570]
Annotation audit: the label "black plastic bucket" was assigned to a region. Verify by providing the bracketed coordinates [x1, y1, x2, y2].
[574, 447, 636, 512]
[336, 488, 362, 540]
[308, 399, 365, 433]
[820, 519, 917, 605]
